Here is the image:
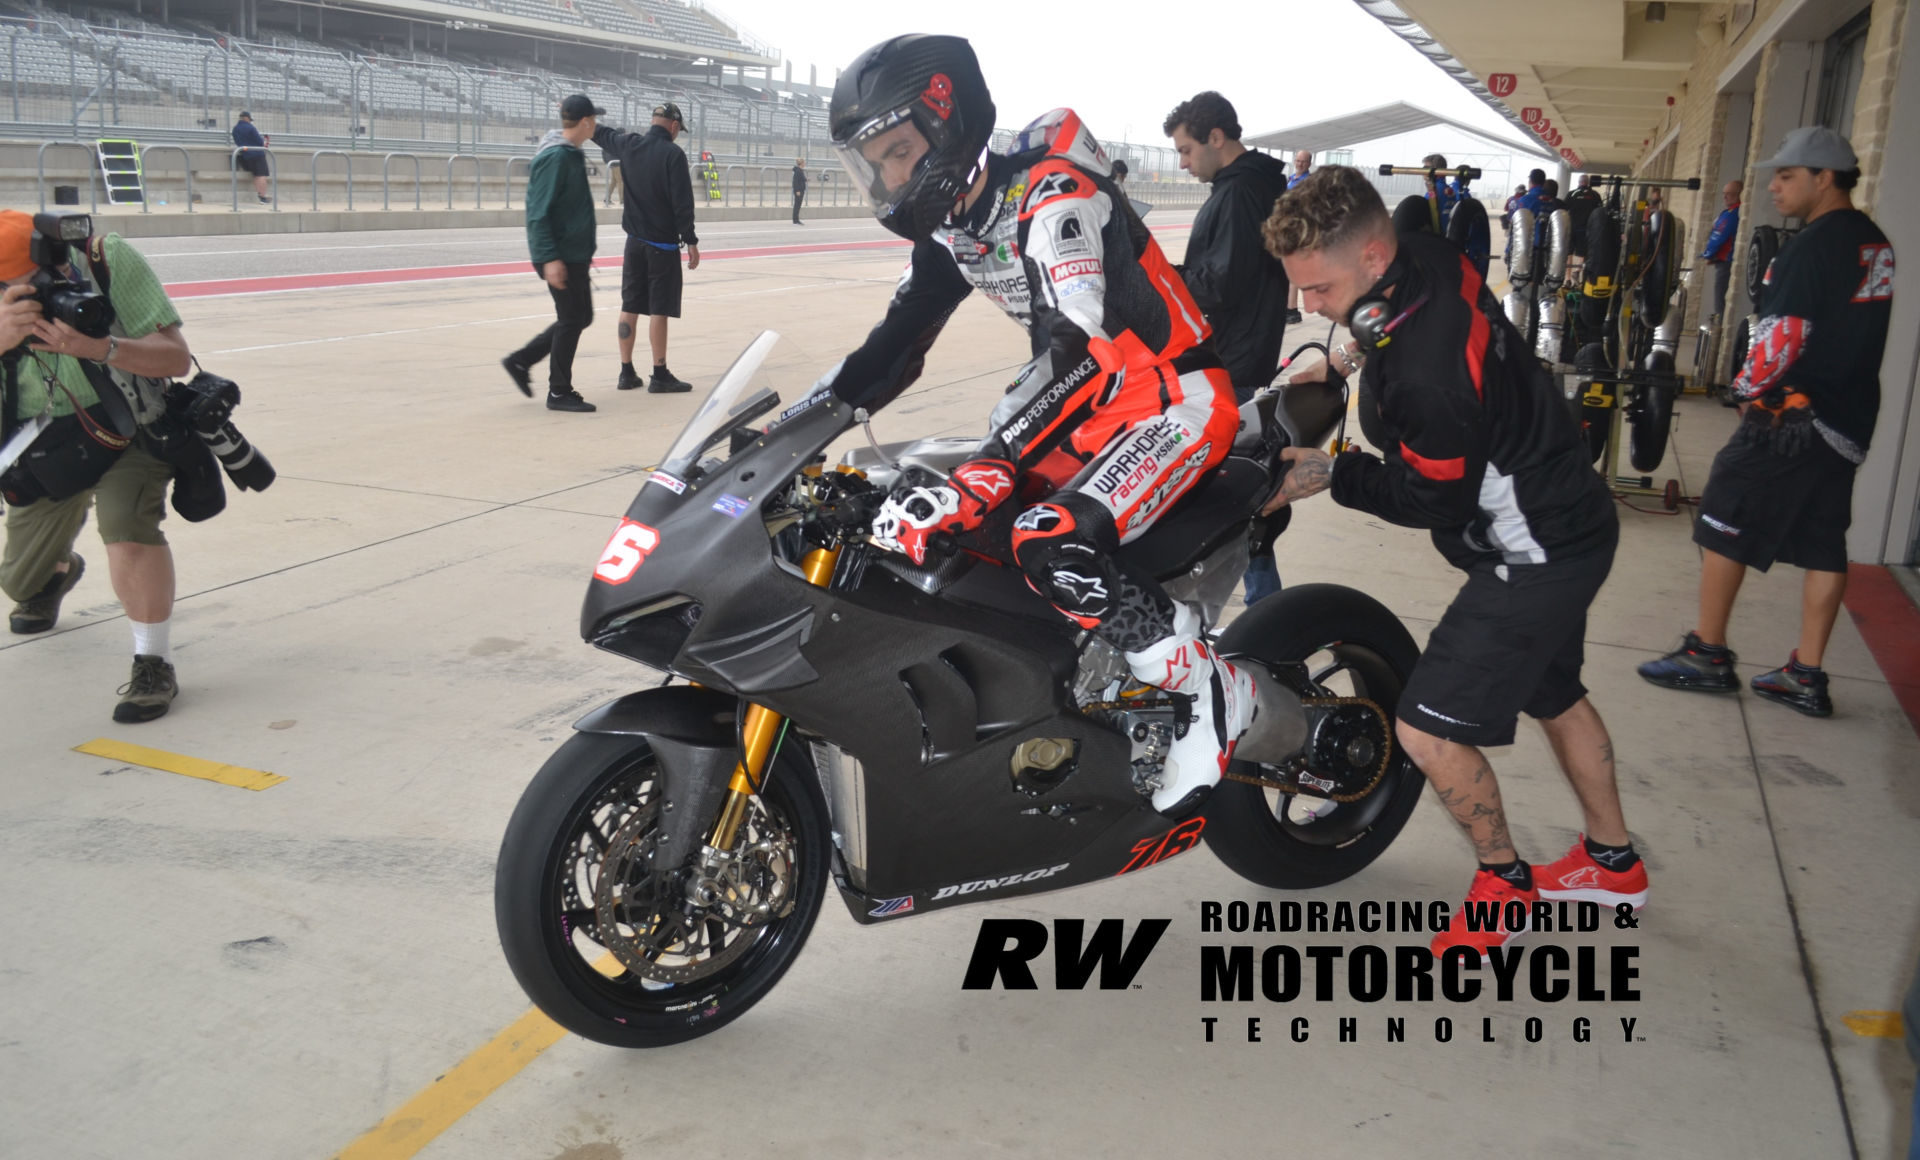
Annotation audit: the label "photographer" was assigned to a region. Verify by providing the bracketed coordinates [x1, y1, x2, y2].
[0, 210, 193, 722]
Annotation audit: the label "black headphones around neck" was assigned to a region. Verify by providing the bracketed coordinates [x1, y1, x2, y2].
[1346, 252, 1425, 352]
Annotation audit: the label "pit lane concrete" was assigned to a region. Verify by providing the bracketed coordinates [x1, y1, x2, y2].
[0, 214, 1913, 1159]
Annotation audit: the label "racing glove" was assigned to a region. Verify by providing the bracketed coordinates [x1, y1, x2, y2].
[869, 458, 1014, 564]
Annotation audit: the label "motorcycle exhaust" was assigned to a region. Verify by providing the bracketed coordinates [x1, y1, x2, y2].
[1234, 666, 1310, 767]
[1503, 207, 1535, 333]
[1641, 276, 1689, 375]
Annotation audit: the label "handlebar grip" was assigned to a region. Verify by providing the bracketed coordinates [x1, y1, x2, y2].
[928, 532, 958, 557]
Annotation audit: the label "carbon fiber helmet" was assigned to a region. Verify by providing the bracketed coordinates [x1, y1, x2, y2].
[830, 34, 995, 240]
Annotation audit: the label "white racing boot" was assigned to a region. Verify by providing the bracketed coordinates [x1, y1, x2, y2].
[1125, 604, 1256, 815]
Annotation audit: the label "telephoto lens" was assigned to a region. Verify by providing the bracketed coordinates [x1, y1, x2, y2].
[200, 421, 275, 491]
[165, 372, 276, 492]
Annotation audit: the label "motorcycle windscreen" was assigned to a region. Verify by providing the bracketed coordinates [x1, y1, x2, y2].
[657, 329, 784, 481]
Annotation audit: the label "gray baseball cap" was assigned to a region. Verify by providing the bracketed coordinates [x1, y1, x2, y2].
[1756, 126, 1858, 171]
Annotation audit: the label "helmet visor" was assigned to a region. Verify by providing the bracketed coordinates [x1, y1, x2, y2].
[833, 110, 935, 224]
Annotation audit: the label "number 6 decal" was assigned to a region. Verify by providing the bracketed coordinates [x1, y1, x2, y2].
[595, 519, 661, 584]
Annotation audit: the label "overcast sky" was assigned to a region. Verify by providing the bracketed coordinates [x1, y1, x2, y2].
[704, 0, 1537, 156]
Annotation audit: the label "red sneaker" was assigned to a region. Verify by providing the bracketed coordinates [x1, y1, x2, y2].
[1430, 869, 1536, 962]
[1535, 835, 1649, 910]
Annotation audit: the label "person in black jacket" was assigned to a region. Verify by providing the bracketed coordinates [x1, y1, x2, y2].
[1164, 90, 1291, 605]
[593, 102, 700, 394]
[1261, 166, 1641, 963]
[1164, 92, 1291, 404]
[792, 156, 807, 225]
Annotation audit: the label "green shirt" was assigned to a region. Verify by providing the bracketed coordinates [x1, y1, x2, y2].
[10, 234, 181, 421]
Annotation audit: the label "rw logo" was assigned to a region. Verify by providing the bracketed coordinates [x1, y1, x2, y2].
[961, 918, 1171, 990]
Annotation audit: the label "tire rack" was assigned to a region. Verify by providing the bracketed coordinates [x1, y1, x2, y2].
[1573, 173, 1701, 507]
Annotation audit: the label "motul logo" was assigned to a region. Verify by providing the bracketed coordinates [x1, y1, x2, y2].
[962, 918, 1171, 989]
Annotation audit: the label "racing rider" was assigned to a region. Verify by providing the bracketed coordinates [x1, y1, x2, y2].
[818, 34, 1248, 815]
[1261, 167, 1641, 960]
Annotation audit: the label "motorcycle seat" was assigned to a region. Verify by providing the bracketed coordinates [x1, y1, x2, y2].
[1114, 456, 1270, 582]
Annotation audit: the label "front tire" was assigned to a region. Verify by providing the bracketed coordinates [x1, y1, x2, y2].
[494, 731, 829, 1048]
[1209, 584, 1424, 889]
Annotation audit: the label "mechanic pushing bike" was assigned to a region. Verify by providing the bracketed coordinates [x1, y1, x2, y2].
[820, 35, 1248, 815]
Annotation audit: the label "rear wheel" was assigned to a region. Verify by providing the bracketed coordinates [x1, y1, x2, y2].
[1208, 584, 1424, 889]
[494, 731, 829, 1048]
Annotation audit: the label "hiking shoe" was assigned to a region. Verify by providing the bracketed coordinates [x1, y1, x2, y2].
[502, 357, 533, 397]
[615, 367, 645, 391]
[647, 367, 693, 394]
[546, 390, 597, 413]
[10, 552, 84, 634]
[1536, 835, 1648, 910]
[1637, 631, 1739, 692]
[114, 654, 178, 723]
[1750, 653, 1833, 717]
[1431, 869, 1536, 962]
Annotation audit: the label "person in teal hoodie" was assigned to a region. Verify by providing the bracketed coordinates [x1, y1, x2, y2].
[504, 94, 602, 413]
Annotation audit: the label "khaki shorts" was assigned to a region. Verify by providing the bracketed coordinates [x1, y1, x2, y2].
[0, 443, 172, 601]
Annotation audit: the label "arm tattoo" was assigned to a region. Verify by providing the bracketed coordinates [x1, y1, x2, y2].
[1280, 450, 1334, 503]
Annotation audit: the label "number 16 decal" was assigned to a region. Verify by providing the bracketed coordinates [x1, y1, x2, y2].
[595, 519, 661, 584]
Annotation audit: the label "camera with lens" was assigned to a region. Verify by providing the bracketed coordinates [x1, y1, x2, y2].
[25, 213, 115, 341]
[162, 370, 275, 492]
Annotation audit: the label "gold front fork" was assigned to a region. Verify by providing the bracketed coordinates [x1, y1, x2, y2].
[704, 544, 840, 851]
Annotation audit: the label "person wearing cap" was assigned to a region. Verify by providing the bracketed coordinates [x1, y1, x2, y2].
[1639, 126, 1894, 718]
[502, 94, 601, 413]
[232, 111, 270, 204]
[0, 211, 196, 721]
[592, 101, 700, 394]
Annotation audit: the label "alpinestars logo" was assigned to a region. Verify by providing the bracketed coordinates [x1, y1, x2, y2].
[1557, 867, 1604, 889]
[1014, 506, 1061, 533]
[954, 462, 1013, 503]
[1050, 570, 1109, 608]
[1029, 172, 1080, 203]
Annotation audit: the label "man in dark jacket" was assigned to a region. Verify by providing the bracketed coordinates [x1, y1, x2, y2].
[1262, 166, 1638, 962]
[594, 103, 700, 394]
[1165, 90, 1291, 604]
[502, 94, 600, 413]
[792, 157, 807, 225]
[1165, 92, 1291, 404]
[231, 112, 270, 204]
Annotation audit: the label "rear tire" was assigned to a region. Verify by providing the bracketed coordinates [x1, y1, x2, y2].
[1209, 584, 1424, 889]
[1628, 379, 1677, 472]
[495, 731, 829, 1048]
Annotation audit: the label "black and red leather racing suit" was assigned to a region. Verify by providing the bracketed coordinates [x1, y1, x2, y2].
[823, 140, 1239, 650]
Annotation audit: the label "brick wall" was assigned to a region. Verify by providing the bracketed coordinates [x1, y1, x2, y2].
[1851, 0, 1911, 214]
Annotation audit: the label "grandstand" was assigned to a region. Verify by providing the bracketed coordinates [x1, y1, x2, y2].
[0, 0, 1195, 195]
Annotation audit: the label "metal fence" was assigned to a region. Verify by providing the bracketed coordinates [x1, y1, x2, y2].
[3, 12, 1211, 204]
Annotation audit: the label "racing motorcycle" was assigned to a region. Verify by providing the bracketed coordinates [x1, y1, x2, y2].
[493, 333, 1425, 1047]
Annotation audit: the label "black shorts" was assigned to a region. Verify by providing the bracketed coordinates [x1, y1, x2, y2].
[236, 152, 269, 177]
[1397, 532, 1617, 747]
[1693, 418, 1856, 573]
[621, 239, 683, 317]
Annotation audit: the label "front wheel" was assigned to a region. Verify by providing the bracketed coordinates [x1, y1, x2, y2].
[494, 730, 830, 1048]
[1208, 584, 1424, 889]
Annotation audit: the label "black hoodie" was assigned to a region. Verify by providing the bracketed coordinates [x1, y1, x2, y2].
[1179, 148, 1292, 399]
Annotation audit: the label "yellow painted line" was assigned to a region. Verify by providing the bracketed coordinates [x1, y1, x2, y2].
[74, 738, 286, 791]
[333, 953, 621, 1160]
[1840, 1010, 1904, 1038]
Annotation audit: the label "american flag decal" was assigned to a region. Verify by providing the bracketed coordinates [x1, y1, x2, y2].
[869, 895, 915, 918]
